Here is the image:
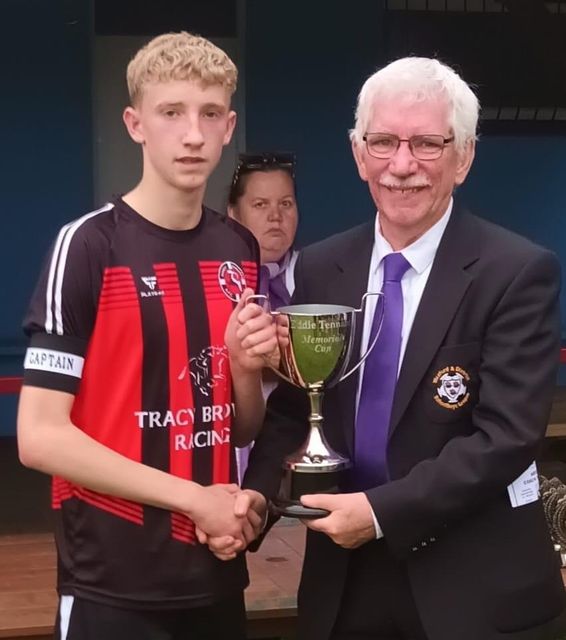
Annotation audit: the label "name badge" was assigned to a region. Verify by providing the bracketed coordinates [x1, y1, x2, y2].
[507, 461, 539, 508]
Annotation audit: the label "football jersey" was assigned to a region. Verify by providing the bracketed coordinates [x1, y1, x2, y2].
[22, 198, 259, 609]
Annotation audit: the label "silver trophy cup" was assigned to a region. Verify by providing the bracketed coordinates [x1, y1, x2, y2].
[253, 294, 382, 518]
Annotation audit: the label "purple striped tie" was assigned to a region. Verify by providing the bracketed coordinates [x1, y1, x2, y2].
[353, 252, 410, 489]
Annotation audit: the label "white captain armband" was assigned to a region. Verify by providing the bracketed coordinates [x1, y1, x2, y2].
[24, 347, 84, 378]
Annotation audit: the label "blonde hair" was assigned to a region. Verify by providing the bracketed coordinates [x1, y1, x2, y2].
[127, 31, 238, 105]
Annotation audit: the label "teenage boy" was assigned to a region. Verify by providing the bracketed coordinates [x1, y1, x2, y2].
[17, 32, 273, 640]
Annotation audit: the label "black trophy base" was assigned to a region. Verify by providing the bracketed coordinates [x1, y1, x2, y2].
[272, 499, 329, 519]
[273, 467, 342, 519]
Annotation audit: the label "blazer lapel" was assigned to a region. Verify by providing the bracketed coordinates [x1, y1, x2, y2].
[389, 208, 480, 434]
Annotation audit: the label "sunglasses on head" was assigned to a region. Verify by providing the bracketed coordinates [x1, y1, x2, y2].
[231, 152, 296, 187]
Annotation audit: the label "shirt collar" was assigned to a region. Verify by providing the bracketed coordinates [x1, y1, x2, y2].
[263, 250, 292, 278]
[373, 198, 453, 275]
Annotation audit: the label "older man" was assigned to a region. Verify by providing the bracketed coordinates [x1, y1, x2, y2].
[215, 57, 566, 640]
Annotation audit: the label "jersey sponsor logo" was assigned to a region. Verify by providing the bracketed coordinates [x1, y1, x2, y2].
[140, 275, 164, 298]
[135, 407, 234, 452]
[217, 261, 246, 302]
[24, 347, 84, 378]
[432, 366, 470, 410]
[134, 403, 235, 429]
[174, 427, 231, 451]
[178, 345, 227, 397]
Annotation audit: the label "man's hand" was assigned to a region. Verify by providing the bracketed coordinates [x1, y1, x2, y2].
[197, 489, 268, 561]
[225, 288, 278, 373]
[300, 492, 376, 549]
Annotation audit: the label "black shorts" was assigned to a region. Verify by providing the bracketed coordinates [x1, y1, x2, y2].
[54, 593, 247, 640]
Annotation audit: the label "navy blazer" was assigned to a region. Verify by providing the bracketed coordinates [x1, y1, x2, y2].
[244, 204, 566, 640]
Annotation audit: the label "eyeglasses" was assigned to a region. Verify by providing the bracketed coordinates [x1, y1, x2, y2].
[362, 133, 454, 160]
[231, 152, 296, 187]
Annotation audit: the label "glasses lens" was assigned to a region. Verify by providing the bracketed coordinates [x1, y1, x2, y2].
[239, 152, 295, 171]
[364, 134, 448, 160]
[239, 154, 267, 170]
[365, 134, 398, 158]
[410, 135, 445, 159]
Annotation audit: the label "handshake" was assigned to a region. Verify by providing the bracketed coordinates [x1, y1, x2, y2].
[191, 483, 267, 561]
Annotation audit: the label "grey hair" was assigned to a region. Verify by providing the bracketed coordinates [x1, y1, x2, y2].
[349, 57, 479, 154]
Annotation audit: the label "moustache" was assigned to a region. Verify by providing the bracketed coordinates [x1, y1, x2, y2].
[379, 176, 431, 190]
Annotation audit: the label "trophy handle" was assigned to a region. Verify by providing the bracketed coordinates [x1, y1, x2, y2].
[339, 291, 384, 382]
[244, 294, 297, 386]
[245, 293, 271, 310]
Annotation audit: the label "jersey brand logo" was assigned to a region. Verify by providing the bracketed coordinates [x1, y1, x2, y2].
[140, 275, 164, 298]
[217, 261, 246, 302]
[141, 276, 157, 290]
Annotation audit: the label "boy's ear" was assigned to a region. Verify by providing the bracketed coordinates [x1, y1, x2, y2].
[123, 106, 144, 144]
[223, 111, 237, 146]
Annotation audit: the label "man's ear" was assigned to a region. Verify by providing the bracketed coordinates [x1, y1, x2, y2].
[351, 138, 369, 182]
[227, 205, 237, 220]
[454, 139, 475, 186]
[123, 106, 144, 144]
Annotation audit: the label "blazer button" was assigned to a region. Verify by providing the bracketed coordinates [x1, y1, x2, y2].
[430, 537, 436, 543]
[421, 541, 427, 547]
[412, 546, 418, 552]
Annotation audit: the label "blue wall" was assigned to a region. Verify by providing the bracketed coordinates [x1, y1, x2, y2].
[245, 1, 385, 245]
[1, 1, 93, 434]
[460, 137, 566, 327]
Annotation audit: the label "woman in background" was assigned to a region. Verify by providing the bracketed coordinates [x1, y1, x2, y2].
[228, 152, 299, 310]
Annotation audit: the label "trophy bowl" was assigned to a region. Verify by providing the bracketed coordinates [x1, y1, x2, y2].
[267, 298, 381, 518]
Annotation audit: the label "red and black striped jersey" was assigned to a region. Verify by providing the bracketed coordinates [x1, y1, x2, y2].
[22, 198, 259, 609]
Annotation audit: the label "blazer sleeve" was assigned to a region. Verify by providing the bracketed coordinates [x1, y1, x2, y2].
[368, 249, 561, 557]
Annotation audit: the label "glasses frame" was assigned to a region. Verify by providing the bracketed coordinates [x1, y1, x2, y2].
[362, 133, 455, 160]
[231, 152, 296, 188]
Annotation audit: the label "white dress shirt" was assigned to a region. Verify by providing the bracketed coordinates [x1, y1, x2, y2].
[357, 199, 454, 538]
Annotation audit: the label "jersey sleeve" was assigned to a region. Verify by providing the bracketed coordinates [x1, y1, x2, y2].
[22, 220, 101, 394]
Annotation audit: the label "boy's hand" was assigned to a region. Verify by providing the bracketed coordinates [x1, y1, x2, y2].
[196, 489, 267, 560]
[189, 484, 255, 545]
[225, 288, 278, 373]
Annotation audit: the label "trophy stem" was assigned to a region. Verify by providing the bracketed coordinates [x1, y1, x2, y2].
[307, 386, 324, 434]
[284, 385, 351, 473]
